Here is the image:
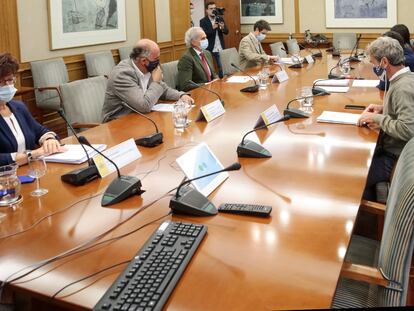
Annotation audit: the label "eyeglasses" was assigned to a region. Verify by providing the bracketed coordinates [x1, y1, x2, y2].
[0, 76, 16, 86]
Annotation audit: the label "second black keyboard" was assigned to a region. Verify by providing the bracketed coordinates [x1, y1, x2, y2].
[93, 221, 207, 311]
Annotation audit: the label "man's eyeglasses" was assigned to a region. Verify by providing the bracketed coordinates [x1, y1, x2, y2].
[0, 76, 16, 86]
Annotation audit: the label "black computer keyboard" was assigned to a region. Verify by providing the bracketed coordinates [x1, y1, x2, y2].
[93, 221, 207, 311]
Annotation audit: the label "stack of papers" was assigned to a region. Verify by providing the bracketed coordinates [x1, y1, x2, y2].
[44, 144, 107, 164]
[351, 80, 380, 88]
[317, 111, 361, 125]
[313, 79, 350, 93]
[226, 76, 255, 83]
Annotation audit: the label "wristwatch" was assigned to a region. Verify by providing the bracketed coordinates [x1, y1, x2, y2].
[24, 150, 32, 160]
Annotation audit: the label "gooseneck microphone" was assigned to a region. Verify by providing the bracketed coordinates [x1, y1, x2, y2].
[328, 58, 345, 79]
[349, 34, 362, 62]
[281, 47, 303, 68]
[230, 63, 259, 93]
[78, 136, 144, 207]
[58, 109, 100, 186]
[311, 79, 333, 96]
[188, 80, 224, 106]
[237, 116, 290, 158]
[284, 94, 323, 118]
[122, 102, 163, 148]
[169, 162, 241, 216]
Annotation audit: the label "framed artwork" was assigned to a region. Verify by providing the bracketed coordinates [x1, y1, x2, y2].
[48, 0, 126, 50]
[325, 0, 397, 28]
[240, 0, 283, 24]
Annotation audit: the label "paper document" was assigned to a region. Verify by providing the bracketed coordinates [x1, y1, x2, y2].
[44, 144, 107, 164]
[352, 80, 380, 88]
[226, 76, 254, 83]
[277, 57, 296, 65]
[314, 79, 350, 86]
[317, 111, 360, 125]
[317, 86, 350, 93]
[152, 103, 175, 112]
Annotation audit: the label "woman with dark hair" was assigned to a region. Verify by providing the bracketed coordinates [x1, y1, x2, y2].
[0, 53, 64, 166]
[390, 24, 412, 49]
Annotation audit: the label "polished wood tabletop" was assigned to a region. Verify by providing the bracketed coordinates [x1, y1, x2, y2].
[0, 52, 381, 310]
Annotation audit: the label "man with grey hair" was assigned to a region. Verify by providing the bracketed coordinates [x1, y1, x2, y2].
[102, 38, 193, 122]
[358, 36, 414, 201]
[177, 27, 217, 92]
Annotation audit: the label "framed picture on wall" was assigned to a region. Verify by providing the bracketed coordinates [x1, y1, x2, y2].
[326, 0, 397, 28]
[240, 0, 283, 24]
[48, 0, 126, 50]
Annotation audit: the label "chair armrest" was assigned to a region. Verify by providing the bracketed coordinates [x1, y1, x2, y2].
[360, 200, 385, 216]
[72, 122, 100, 129]
[341, 262, 389, 287]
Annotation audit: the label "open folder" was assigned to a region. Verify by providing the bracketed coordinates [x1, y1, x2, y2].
[317, 111, 361, 125]
[44, 144, 106, 164]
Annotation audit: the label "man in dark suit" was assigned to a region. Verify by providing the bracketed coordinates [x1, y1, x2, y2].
[177, 27, 217, 92]
[199, 1, 228, 78]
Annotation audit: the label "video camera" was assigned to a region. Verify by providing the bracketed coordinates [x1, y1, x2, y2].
[212, 7, 225, 23]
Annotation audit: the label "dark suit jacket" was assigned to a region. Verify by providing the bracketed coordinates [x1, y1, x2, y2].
[177, 48, 217, 92]
[0, 101, 51, 165]
[199, 16, 229, 52]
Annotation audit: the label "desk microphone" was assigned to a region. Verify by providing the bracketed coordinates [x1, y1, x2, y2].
[78, 136, 144, 207]
[284, 94, 323, 118]
[58, 109, 100, 186]
[327, 57, 346, 79]
[348, 34, 362, 62]
[298, 43, 318, 61]
[169, 162, 241, 216]
[188, 80, 224, 106]
[281, 47, 303, 68]
[237, 116, 290, 158]
[311, 79, 334, 96]
[230, 63, 259, 93]
[122, 102, 163, 148]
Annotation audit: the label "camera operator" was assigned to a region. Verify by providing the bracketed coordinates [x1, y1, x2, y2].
[200, 2, 229, 79]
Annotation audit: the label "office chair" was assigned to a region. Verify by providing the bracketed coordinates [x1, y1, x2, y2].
[219, 47, 240, 76]
[118, 46, 133, 61]
[269, 42, 287, 57]
[30, 58, 69, 111]
[332, 137, 414, 308]
[59, 76, 108, 130]
[332, 33, 357, 50]
[160, 60, 179, 89]
[84, 50, 115, 77]
[286, 39, 300, 55]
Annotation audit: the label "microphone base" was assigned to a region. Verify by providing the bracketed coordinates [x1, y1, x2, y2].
[289, 63, 304, 69]
[348, 56, 361, 62]
[312, 86, 331, 96]
[328, 74, 345, 79]
[284, 108, 310, 118]
[240, 85, 259, 93]
[237, 140, 272, 158]
[61, 165, 100, 186]
[101, 176, 144, 207]
[169, 185, 217, 216]
[135, 132, 163, 148]
[312, 52, 322, 58]
[332, 51, 341, 57]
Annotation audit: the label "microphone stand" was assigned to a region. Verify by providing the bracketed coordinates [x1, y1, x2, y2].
[348, 34, 362, 62]
[188, 80, 224, 106]
[237, 116, 290, 158]
[169, 162, 241, 216]
[230, 63, 259, 93]
[283, 93, 323, 118]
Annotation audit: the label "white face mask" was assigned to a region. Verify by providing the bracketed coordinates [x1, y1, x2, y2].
[200, 38, 209, 50]
[0, 84, 17, 103]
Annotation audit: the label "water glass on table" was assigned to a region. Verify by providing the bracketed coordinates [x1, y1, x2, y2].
[297, 86, 314, 112]
[28, 156, 48, 197]
[340, 61, 351, 76]
[173, 99, 188, 130]
[258, 69, 269, 89]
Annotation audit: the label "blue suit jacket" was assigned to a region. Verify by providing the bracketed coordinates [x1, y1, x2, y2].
[0, 100, 51, 165]
[199, 16, 228, 52]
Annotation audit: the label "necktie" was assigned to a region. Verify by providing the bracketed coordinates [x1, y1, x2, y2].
[200, 52, 212, 82]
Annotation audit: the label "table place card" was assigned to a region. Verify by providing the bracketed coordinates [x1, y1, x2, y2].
[196, 99, 226, 122]
[305, 54, 315, 64]
[254, 105, 282, 129]
[272, 69, 289, 83]
[93, 138, 142, 178]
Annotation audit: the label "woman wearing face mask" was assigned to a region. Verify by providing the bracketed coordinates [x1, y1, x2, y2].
[0, 53, 64, 166]
[177, 27, 217, 92]
[239, 19, 279, 70]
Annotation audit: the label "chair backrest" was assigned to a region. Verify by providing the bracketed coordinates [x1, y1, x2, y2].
[286, 39, 300, 55]
[59, 76, 108, 126]
[160, 60, 179, 89]
[219, 47, 240, 76]
[118, 46, 133, 61]
[30, 58, 69, 111]
[269, 42, 287, 57]
[333, 33, 357, 50]
[377, 137, 414, 306]
[84, 51, 115, 77]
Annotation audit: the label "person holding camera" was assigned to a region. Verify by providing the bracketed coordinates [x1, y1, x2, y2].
[199, 2, 228, 79]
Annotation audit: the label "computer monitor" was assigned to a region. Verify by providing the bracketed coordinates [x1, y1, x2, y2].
[176, 143, 229, 197]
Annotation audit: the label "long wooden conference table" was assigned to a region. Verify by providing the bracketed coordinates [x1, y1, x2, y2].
[0, 52, 381, 310]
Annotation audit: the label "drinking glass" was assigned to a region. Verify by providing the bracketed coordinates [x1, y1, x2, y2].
[297, 86, 314, 112]
[257, 70, 269, 89]
[340, 61, 351, 75]
[173, 100, 188, 129]
[28, 156, 48, 197]
[0, 163, 21, 210]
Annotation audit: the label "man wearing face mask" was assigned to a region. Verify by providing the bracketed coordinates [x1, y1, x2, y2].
[177, 27, 217, 92]
[102, 39, 193, 122]
[239, 19, 279, 70]
[357, 36, 414, 201]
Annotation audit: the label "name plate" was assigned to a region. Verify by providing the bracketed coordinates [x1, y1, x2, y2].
[305, 54, 315, 64]
[93, 138, 142, 178]
[254, 105, 282, 129]
[196, 99, 225, 122]
[272, 70, 289, 83]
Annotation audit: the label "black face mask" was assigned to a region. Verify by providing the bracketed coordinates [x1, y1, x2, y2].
[146, 59, 160, 72]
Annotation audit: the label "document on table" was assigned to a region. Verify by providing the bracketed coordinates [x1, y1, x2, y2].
[313, 79, 351, 86]
[226, 76, 255, 83]
[44, 144, 107, 164]
[152, 103, 175, 112]
[316, 86, 350, 93]
[317, 111, 360, 125]
[351, 79, 380, 88]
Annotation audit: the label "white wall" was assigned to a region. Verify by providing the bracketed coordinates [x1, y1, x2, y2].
[191, 0, 205, 27]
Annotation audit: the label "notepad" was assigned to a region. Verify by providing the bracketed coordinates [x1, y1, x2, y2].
[226, 76, 252, 83]
[352, 80, 380, 88]
[44, 144, 107, 164]
[314, 79, 351, 86]
[316, 86, 350, 93]
[317, 111, 360, 125]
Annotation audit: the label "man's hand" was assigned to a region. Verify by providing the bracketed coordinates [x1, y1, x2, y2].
[180, 95, 194, 105]
[151, 65, 162, 82]
[269, 55, 280, 63]
[358, 112, 379, 128]
[212, 22, 219, 29]
[362, 104, 383, 114]
[218, 22, 225, 29]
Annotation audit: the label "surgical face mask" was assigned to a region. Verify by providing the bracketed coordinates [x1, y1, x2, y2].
[145, 59, 160, 72]
[0, 84, 17, 103]
[200, 38, 209, 50]
[256, 33, 266, 42]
